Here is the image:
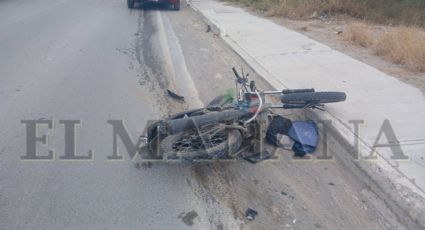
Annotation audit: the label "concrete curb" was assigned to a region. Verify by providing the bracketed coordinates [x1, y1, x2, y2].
[187, 1, 425, 228]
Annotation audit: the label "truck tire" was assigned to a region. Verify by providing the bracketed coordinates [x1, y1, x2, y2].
[127, 0, 135, 9]
[170, 1, 180, 10]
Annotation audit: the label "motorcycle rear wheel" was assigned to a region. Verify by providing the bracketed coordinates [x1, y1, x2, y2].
[160, 128, 242, 158]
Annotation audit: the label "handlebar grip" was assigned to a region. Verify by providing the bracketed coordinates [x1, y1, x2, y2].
[232, 67, 241, 79]
[282, 88, 315, 94]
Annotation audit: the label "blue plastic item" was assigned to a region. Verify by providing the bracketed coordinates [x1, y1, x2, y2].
[288, 121, 319, 156]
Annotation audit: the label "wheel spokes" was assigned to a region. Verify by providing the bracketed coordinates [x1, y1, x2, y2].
[171, 129, 227, 153]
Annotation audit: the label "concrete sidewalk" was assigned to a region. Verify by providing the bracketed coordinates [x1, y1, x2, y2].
[189, 0, 425, 226]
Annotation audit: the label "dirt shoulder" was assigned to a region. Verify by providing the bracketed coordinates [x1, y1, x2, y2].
[165, 4, 412, 229]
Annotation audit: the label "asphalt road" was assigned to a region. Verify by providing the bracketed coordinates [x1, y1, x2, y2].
[0, 0, 412, 229]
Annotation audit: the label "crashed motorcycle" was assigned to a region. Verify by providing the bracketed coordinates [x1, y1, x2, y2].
[143, 67, 346, 161]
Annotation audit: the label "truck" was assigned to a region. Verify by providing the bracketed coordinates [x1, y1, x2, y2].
[127, 0, 180, 10]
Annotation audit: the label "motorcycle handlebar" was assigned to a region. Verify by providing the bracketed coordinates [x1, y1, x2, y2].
[232, 67, 242, 81]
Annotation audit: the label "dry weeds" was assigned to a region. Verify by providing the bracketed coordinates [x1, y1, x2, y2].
[375, 27, 425, 72]
[343, 23, 374, 48]
[228, 0, 425, 27]
[226, 0, 425, 72]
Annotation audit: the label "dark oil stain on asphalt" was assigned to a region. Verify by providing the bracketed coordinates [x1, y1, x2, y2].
[178, 210, 198, 226]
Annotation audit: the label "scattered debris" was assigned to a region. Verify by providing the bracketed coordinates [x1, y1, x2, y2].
[167, 89, 185, 101]
[328, 182, 335, 186]
[245, 208, 258, 221]
[206, 24, 211, 33]
[178, 210, 198, 226]
[319, 13, 330, 21]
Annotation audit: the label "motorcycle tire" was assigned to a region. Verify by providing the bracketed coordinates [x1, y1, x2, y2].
[127, 0, 135, 9]
[160, 129, 242, 158]
[281, 92, 346, 104]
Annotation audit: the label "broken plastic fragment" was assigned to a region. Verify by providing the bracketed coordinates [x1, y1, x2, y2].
[167, 89, 185, 101]
[245, 208, 258, 221]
